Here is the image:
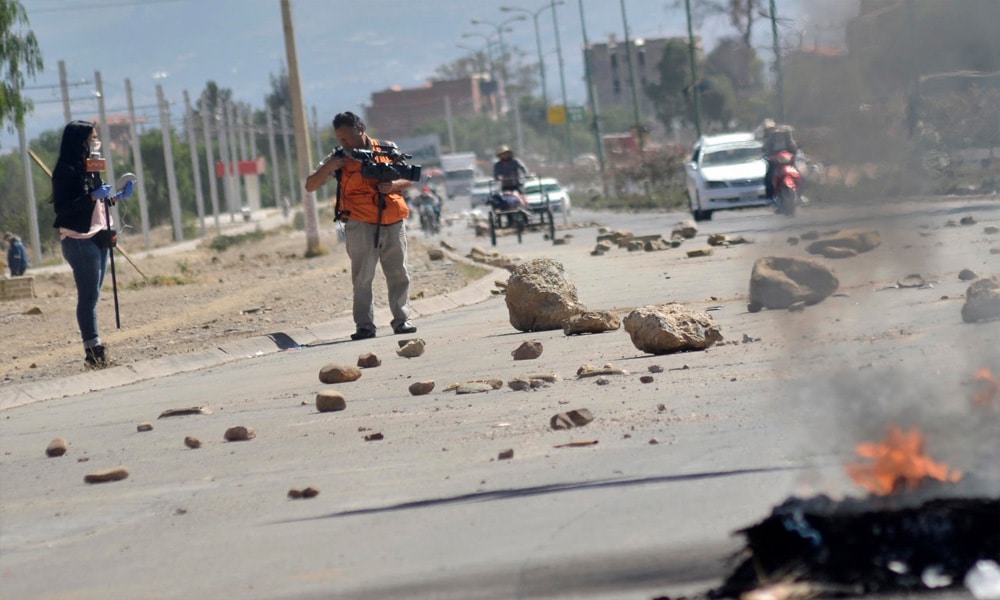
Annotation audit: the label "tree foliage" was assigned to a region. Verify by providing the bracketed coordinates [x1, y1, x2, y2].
[0, 0, 43, 133]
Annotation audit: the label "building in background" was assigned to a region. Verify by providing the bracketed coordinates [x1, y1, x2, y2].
[365, 75, 494, 141]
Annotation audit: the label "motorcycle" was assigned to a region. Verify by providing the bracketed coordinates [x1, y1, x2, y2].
[418, 201, 440, 236]
[768, 150, 803, 216]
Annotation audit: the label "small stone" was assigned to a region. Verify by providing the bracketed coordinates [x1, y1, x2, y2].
[686, 248, 713, 258]
[24, 306, 43, 315]
[648, 365, 664, 373]
[318, 363, 362, 384]
[511, 340, 543, 360]
[657, 403, 667, 412]
[786, 236, 800, 246]
[800, 230, 820, 240]
[707, 233, 730, 246]
[748, 301, 762, 313]
[428, 247, 445, 260]
[46, 438, 67, 457]
[960, 215, 977, 226]
[224, 426, 256, 442]
[408, 380, 436, 396]
[640, 375, 654, 384]
[898, 273, 926, 288]
[959, 269, 979, 281]
[456, 382, 494, 394]
[595, 377, 610, 385]
[84, 466, 129, 484]
[985, 226, 999, 234]
[288, 487, 320, 499]
[508, 378, 532, 391]
[364, 432, 384, 441]
[552, 237, 568, 245]
[287, 488, 302, 499]
[498, 449, 514, 460]
[550, 408, 594, 430]
[316, 390, 347, 413]
[396, 339, 426, 358]
[648, 438, 660, 445]
[158, 406, 212, 418]
[788, 301, 807, 312]
[136, 423, 153, 432]
[357, 352, 381, 368]
[184, 436, 202, 449]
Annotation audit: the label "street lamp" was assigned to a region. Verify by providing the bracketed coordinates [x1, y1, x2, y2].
[469, 15, 527, 110]
[500, 1, 564, 162]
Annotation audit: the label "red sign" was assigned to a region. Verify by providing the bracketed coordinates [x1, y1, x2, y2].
[216, 157, 266, 178]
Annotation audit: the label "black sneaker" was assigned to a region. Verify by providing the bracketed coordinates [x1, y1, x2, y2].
[393, 323, 417, 335]
[84, 345, 109, 369]
[350, 329, 376, 341]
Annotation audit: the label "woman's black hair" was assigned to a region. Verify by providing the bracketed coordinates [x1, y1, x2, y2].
[54, 120, 96, 175]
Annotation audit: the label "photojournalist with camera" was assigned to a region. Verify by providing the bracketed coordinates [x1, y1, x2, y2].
[51, 120, 134, 369]
[306, 111, 420, 341]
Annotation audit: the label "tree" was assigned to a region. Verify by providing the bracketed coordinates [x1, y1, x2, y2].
[0, 0, 43, 133]
[704, 36, 763, 94]
[644, 38, 696, 132]
[679, 0, 766, 49]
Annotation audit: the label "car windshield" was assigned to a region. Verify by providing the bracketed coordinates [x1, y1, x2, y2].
[702, 145, 762, 166]
[524, 182, 562, 194]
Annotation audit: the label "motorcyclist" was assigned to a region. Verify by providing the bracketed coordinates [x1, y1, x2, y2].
[759, 119, 799, 202]
[411, 185, 441, 233]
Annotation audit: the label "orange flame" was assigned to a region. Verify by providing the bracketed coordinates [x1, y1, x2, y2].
[972, 368, 999, 406]
[845, 425, 962, 496]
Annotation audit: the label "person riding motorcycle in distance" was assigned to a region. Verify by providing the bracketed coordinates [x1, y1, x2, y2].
[758, 119, 799, 203]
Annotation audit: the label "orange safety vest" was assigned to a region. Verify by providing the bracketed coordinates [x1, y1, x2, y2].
[338, 137, 410, 225]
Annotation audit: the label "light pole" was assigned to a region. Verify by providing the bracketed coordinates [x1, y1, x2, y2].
[548, 1, 572, 164]
[501, 2, 563, 163]
[685, 0, 703, 137]
[470, 15, 527, 114]
[577, 0, 608, 197]
[768, 0, 785, 122]
[462, 31, 500, 119]
[620, 0, 643, 151]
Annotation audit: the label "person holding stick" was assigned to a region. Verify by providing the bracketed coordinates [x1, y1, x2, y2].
[50, 120, 133, 369]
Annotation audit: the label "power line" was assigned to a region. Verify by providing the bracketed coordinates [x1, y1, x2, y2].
[30, 0, 190, 14]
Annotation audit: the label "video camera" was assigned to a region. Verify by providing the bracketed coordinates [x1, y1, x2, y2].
[351, 147, 422, 184]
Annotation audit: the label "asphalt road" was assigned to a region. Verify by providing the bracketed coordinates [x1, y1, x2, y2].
[1, 198, 998, 599]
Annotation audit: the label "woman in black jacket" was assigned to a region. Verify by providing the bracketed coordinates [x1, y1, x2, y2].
[51, 120, 115, 369]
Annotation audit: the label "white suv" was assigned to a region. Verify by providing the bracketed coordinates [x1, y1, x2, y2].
[684, 133, 768, 221]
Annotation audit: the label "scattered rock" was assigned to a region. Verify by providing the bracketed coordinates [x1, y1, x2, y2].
[595, 377, 610, 385]
[427, 247, 445, 261]
[897, 273, 926, 288]
[742, 333, 760, 343]
[959, 269, 979, 281]
[562, 310, 621, 335]
[550, 408, 595, 430]
[805, 229, 880, 259]
[622, 304, 723, 355]
[364, 432, 384, 441]
[505, 258, 586, 332]
[497, 449, 514, 460]
[508, 378, 532, 391]
[788, 301, 807, 312]
[985, 226, 999, 235]
[440, 240, 457, 251]
[408, 380, 435, 396]
[511, 340, 544, 360]
[594, 240, 613, 253]
[319, 363, 362, 384]
[644, 238, 671, 252]
[577, 363, 628, 378]
[316, 391, 347, 413]
[288, 487, 320, 499]
[749, 256, 839, 310]
[84, 467, 130, 484]
[184, 436, 202, 449]
[136, 423, 154, 433]
[800, 230, 821, 240]
[224, 426, 256, 442]
[648, 365, 664, 373]
[396, 339, 426, 358]
[640, 375, 654, 384]
[991, 247, 1000, 255]
[686, 248, 713, 258]
[648, 438, 660, 445]
[672, 220, 698, 239]
[553, 237, 569, 245]
[962, 276, 1000, 323]
[357, 352, 381, 368]
[786, 236, 800, 246]
[707, 234, 730, 246]
[960, 215, 977, 226]
[158, 406, 212, 418]
[46, 438, 67, 457]
[24, 306, 43, 315]
[554, 440, 599, 448]
[456, 382, 495, 394]
[444, 379, 504, 392]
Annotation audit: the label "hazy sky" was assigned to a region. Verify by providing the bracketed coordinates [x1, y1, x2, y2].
[9, 0, 848, 149]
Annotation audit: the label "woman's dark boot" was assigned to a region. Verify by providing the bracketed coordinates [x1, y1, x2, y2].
[85, 345, 108, 369]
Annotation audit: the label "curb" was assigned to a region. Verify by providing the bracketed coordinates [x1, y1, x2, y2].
[0, 248, 508, 410]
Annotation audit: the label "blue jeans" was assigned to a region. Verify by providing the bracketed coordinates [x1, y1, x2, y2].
[61, 237, 108, 348]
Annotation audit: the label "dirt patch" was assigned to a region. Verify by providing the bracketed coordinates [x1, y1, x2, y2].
[1, 226, 484, 385]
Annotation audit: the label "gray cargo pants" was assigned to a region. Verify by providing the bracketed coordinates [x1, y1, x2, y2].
[343, 218, 412, 333]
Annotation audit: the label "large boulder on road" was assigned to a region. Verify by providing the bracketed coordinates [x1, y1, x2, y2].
[623, 304, 722, 355]
[749, 257, 839, 310]
[506, 259, 586, 332]
[962, 276, 1000, 323]
[806, 229, 880, 259]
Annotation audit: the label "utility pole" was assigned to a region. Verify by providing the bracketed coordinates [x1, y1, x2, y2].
[183, 90, 207, 237]
[237, 102, 249, 162]
[224, 101, 243, 213]
[199, 93, 222, 234]
[125, 78, 151, 249]
[17, 109, 41, 264]
[279, 108, 297, 205]
[266, 103, 283, 212]
[281, 0, 324, 256]
[156, 84, 184, 242]
[905, 0, 919, 138]
[311, 105, 326, 199]
[685, 0, 703, 137]
[578, 0, 608, 196]
[620, 0, 644, 151]
[58, 60, 72, 123]
[551, 2, 573, 164]
[768, 0, 784, 122]
[217, 103, 235, 221]
[444, 96, 456, 152]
